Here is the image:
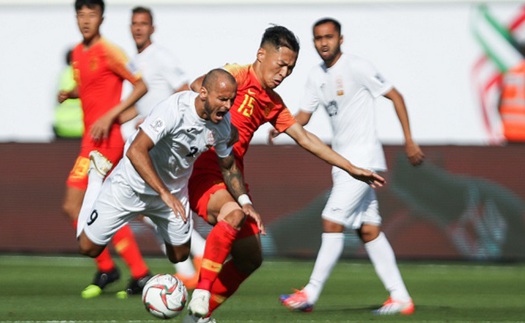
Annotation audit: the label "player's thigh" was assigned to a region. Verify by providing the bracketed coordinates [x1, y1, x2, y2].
[322, 175, 380, 229]
[145, 194, 192, 247]
[83, 179, 141, 246]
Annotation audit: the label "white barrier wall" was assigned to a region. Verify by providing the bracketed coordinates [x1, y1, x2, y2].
[0, 1, 522, 144]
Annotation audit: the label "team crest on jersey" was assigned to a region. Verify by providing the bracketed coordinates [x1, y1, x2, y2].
[336, 76, 344, 96]
[264, 103, 274, 116]
[206, 131, 216, 147]
[149, 118, 165, 133]
[90, 57, 99, 71]
[327, 100, 338, 116]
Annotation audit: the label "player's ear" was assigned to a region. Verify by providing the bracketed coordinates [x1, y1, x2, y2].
[339, 34, 344, 46]
[199, 86, 208, 100]
[257, 47, 265, 62]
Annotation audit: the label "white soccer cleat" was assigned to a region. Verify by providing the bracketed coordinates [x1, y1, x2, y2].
[182, 314, 216, 323]
[372, 297, 415, 315]
[187, 289, 211, 318]
[89, 150, 113, 177]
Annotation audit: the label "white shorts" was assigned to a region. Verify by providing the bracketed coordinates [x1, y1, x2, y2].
[322, 168, 382, 229]
[83, 174, 192, 247]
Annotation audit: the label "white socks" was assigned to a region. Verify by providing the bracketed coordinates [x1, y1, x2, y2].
[304, 232, 344, 304]
[190, 229, 206, 258]
[76, 167, 105, 237]
[365, 232, 411, 302]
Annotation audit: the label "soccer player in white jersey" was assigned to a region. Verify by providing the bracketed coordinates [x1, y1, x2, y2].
[77, 69, 262, 273]
[121, 6, 206, 289]
[276, 18, 425, 315]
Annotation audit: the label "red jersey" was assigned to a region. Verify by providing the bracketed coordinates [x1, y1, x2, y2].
[189, 64, 295, 229]
[192, 64, 296, 176]
[72, 37, 140, 149]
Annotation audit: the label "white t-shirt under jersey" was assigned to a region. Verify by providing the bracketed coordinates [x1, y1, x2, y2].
[115, 91, 232, 195]
[130, 43, 189, 116]
[300, 53, 392, 171]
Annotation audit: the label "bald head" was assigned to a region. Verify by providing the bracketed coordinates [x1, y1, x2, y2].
[197, 68, 237, 124]
[202, 68, 237, 93]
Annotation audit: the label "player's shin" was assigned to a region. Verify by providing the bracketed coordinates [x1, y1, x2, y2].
[197, 221, 239, 290]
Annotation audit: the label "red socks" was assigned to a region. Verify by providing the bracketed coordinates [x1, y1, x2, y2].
[197, 221, 239, 291]
[112, 224, 149, 279]
[208, 261, 249, 313]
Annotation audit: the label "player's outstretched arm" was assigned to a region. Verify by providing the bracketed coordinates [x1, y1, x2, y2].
[218, 153, 265, 234]
[284, 123, 385, 188]
[268, 110, 312, 145]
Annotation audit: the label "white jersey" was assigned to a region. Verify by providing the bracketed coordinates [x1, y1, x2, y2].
[129, 43, 189, 116]
[115, 91, 232, 195]
[300, 53, 392, 171]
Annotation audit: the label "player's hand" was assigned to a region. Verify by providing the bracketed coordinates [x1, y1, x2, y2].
[57, 90, 69, 103]
[405, 141, 425, 166]
[90, 114, 114, 141]
[268, 128, 280, 145]
[241, 204, 266, 235]
[349, 167, 385, 188]
[160, 191, 187, 223]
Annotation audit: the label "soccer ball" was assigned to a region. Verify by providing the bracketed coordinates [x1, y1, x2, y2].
[142, 274, 188, 319]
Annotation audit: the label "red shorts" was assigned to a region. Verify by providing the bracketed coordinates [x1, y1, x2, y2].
[66, 145, 124, 190]
[189, 173, 258, 239]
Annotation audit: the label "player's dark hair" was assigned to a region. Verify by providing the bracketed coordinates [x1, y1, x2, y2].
[260, 25, 300, 53]
[313, 17, 341, 35]
[132, 6, 154, 24]
[75, 0, 105, 14]
[202, 69, 237, 91]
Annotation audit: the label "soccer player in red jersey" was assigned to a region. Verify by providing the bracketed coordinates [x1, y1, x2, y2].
[184, 25, 385, 322]
[57, 0, 151, 299]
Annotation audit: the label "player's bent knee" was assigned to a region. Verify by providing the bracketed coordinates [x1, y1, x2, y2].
[167, 252, 189, 264]
[78, 234, 105, 258]
[166, 245, 191, 264]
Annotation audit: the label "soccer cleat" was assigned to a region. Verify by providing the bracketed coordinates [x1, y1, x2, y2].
[279, 289, 314, 312]
[175, 272, 199, 290]
[81, 267, 121, 299]
[182, 314, 216, 323]
[124, 272, 153, 296]
[372, 297, 415, 315]
[187, 289, 211, 318]
[89, 150, 113, 177]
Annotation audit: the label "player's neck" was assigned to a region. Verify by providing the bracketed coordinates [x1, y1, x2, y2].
[137, 40, 153, 53]
[324, 51, 343, 68]
[251, 62, 268, 90]
[83, 34, 101, 49]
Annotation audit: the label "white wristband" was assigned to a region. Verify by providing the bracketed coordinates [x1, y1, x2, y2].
[237, 194, 252, 206]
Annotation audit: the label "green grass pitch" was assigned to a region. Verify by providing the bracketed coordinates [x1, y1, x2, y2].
[1, 255, 524, 322]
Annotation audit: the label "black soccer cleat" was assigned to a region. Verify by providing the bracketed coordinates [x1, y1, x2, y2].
[81, 267, 121, 299]
[125, 272, 153, 295]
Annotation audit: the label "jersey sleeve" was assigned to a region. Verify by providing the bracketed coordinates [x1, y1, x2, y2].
[214, 114, 233, 158]
[139, 97, 177, 144]
[104, 40, 141, 84]
[161, 52, 189, 91]
[298, 69, 321, 113]
[271, 105, 296, 133]
[356, 58, 393, 98]
[224, 63, 249, 86]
